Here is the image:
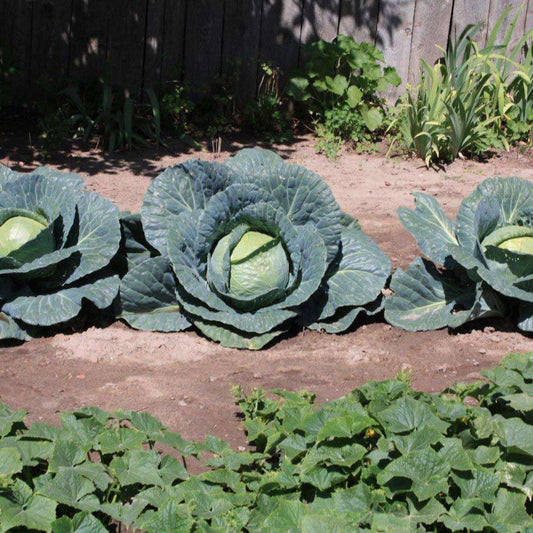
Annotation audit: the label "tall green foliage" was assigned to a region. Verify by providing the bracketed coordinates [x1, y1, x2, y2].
[389, 7, 532, 166]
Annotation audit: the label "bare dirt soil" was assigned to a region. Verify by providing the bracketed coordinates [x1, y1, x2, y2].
[1, 136, 532, 447]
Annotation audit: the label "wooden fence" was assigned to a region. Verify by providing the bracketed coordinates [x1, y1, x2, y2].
[1, 0, 532, 103]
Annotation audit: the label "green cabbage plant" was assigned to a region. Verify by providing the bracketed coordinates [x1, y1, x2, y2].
[119, 148, 390, 349]
[385, 177, 533, 332]
[0, 165, 121, 341]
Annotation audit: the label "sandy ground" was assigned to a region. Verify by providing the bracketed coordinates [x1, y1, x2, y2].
[1, 135, 532, 446]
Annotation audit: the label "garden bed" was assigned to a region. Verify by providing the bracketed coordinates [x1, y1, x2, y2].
[0, 136, 532, 447]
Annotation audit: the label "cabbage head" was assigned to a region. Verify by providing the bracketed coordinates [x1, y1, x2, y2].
[0, 165, 121, 341]
[119, 148, 390, 349]
[385, 177, 533, 332]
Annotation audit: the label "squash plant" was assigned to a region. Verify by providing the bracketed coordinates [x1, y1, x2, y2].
[287, 35, 400, 155]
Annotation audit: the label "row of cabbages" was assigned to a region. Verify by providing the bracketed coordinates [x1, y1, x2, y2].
[0, 149, 531, 349]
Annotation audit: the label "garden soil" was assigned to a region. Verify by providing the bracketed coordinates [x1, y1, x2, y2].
[1, 137, 532, 447]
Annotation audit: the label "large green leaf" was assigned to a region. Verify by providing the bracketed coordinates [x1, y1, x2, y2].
[487, 488, 532, 532]
[385, 258, 504, 331]
[0, 312, 30, 341]
[39, 469, 99, 512]
[307, 295, 384, 334]
[0, 246, 77, 281]
[52, 512, 107, 533]
[117, 212, 158, 273]
[29, 167, 86, 191]
[398, 192, 458, 266]
[377, 448, 450, 501]
[225, 147, 284, 178]
[61, 191, 121, 285]
[3, 274, 119, 326]
[193, 319, 288, 350]
[313, 226, 390, 320]
[0, 479, 57, 532]
[0, 447, 23, 476]
[141, 160, 235, 254]
[0, 164, 16, 189]
[456, 177, 533, 253]
[120, 256, 190, 332]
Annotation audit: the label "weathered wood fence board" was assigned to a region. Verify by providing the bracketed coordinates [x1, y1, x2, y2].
[451, 0, 491, 46]
[0, 0, 531, 103]
[68, 0, 109, 82]
[158, 0, 187, 85]
[300, 0, 340, 44]
[378, 0, 416, 100]
[31, 0, 71, 84]
[338, 0, 379, 45]
[222, 0, 262, 104]
[259, 0, 303, 77]
[408, 0, 453, 84]
[183, 0, 224, 90]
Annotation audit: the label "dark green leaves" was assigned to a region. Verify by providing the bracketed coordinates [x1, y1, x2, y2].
[0, 353, 532, 531]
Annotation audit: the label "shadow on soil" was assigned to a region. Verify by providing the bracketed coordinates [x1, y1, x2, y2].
[0, 108, 310, 178]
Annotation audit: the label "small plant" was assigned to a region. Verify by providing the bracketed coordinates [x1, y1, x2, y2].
[39, 61, 162, 152]
[244, 62, 292, 143]
[287, 35, 400, 156]
[193, 63, 240, 138]
[160, 82, 194, 134]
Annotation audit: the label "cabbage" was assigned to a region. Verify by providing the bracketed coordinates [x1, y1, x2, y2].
[0, 166, 121, 341]
[385, 177, 533, 333]
[119, 148, 390, 349]
[0, 215, 54, 260]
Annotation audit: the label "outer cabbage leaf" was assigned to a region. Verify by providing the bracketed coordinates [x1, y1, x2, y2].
[518, 302, 533, 332]
[308, 295, 384, 334]
[398, 192, 458, 266]
[141, 160, 235, 254]
[311, 224, 391, 322]
[117, 212, 159, 273]
[0, 313, 30, 341]
[0, 165, 85, 192]
[385, 258, 504, 331]
[120, 256, 191, 332]
[60, 191, 121, 285]
[193, 319, 288, 350]
[456, 177, 533, 254]
[3, 274, 120, 326]
[225, 147, 284, 178]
